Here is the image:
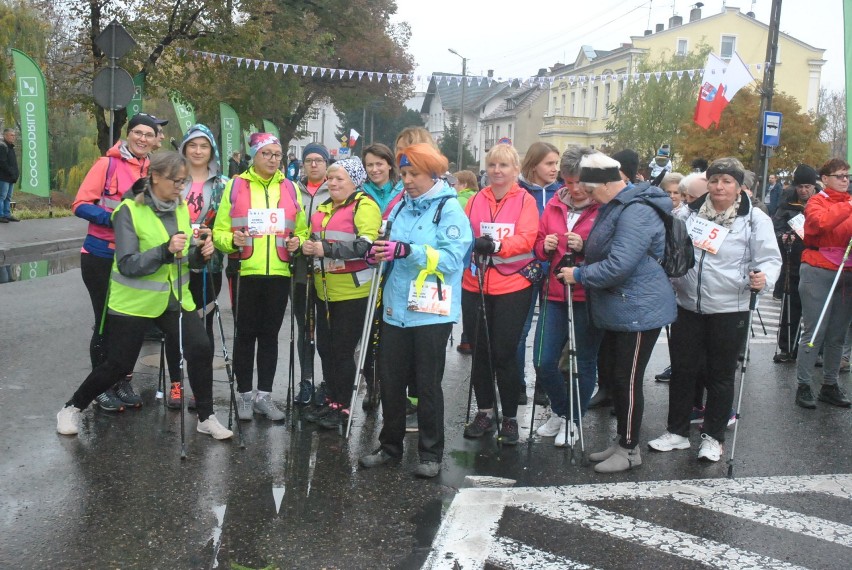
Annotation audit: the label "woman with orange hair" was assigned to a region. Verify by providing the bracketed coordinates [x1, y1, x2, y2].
[358, 143, 472, 478]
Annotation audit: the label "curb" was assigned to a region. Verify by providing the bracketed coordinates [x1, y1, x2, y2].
[0, 237, 83, 264]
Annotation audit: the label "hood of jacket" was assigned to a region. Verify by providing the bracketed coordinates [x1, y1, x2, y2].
[178, 124, 222, 181]
[687, 188, 753, 217]
[109, 140, 148, 166]
[615, 181, 673, 211]
[518, 175, 561, 214]
[399, 179, 457, 212]
[240, 164, 285, 187]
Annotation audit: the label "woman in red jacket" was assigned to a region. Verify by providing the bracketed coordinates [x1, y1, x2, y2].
[462, 144, 539, 445]
[794, 158, 852, 409]
[532, 146, 603, 447]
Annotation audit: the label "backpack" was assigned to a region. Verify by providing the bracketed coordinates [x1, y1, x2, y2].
[630, 195, 695, 278]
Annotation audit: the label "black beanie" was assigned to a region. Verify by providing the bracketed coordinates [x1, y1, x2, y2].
[793, 164, 818, 187]
[611, 149, 639, 182]
[127, 114, 158, 133]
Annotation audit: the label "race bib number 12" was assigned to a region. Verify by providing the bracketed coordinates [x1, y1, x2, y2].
[480, 222, 514, 240]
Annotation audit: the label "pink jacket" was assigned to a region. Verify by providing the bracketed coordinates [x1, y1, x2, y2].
[534, 189, 599, 303]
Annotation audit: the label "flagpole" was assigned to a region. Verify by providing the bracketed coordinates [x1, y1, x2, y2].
[754, 0, 782, 201]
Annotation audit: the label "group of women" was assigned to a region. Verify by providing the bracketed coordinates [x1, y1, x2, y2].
[64, 114, 848, 477]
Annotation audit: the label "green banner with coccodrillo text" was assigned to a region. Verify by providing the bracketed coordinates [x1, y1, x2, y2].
[11, 49, 50, 198]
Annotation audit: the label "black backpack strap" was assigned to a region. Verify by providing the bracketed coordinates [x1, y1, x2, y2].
[432, 195, 452, 224]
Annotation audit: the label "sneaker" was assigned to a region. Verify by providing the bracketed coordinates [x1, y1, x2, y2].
[359, 448, 398, 468]
[554, 420, 577, 447]
[253, 393, 286, 421]
[648, 431, 691, 452]
[167, 381, 196, 410]
[303, 402, 333, 423]
[6, 214, 20, 222]
[456, 342, 472, 355]
[236, 392, 254, 421]
[95, 389, 125, 412]
[413, 460, 441, 478]
[818, 384, 852, 407]
[463, 411, 496, 438]
[319, 404, 349, 430]
[594, 445, 642, 473]
[773, 352, 796, 363]
[533, 384, 549, 407]
[841, 357, 851, 373]
[697, 433, 723, 462]
[727, 409, 738, 427]
[589, 438, 619, 462]
[196, 414, 233, 440]
[688, 406, 705, 424]
[114, 378, 142, 408]
[535, 414, 563, 437]
[795, 384, 817, 409]
[294, 381, 314, 405]
[654, 365, 672, 382]
[499, 418, 519, 445]
[57, 405, 82, 435]
[313, 381, 328, 407]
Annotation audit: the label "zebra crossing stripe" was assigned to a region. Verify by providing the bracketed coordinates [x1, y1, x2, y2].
[424, 474, 852, 569]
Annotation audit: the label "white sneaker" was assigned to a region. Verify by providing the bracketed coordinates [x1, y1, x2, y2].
[554, 420, 578, 447]
[648, 431, 691, 452]
[56, 406, 82, 435]
[536, 414, 563, 437]
[197, 414, 234, 440]
[697, 433, 723, 462]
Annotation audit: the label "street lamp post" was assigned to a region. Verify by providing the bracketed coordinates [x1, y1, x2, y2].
[449, 49, 467, 171]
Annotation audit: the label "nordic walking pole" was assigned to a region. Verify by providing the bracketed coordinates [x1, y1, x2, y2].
[529, 252, 553, 442]
[806, 236, 852, 350]
[175, 231, 188, 460]
[728, 269, 761, 479]
[286, 232, 296, 426]
[345, 221, 392, 438]
[465, 280, 482, 424]
[474, 252, 502, 444]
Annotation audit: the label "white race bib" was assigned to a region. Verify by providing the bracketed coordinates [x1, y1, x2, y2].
[687, 217, 729, 255]
[787, 213, 805, 239]
[248, 208, 287, 236]
[407, 281, 452, 316]
[314, 258, 346, 272]
[480, 222, 514, 240]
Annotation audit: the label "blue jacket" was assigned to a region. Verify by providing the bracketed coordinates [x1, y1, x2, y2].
[518, 175, 561, 216]
[382, 181, 473, 328]
[363, 179, 403, 213]
[575, 182, 676, 332]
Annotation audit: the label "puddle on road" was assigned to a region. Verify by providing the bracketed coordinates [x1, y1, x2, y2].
[0, 251, 80, 284]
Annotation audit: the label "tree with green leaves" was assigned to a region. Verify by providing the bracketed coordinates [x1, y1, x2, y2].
[0, 0, 49, 126]
[604, 44, 711, 165]
[439, 114, 475, 169]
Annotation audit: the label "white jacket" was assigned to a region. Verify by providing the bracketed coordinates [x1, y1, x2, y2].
[673, 194, 782, 314]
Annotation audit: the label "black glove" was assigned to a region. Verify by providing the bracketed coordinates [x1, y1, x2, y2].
[473, 235, 497, 255]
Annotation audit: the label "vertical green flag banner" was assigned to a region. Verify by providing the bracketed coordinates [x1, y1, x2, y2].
[219, 103, 241, 161]
[170, 91, 196, 135]
[845, 0, 852, 163]
[262, 119, 280, 139]
[244, 123, 257, 152]
[127, 72, 145, 119]
[11, 49, 50, 198]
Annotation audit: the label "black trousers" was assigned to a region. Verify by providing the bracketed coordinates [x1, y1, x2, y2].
[462, 286, 532, 419]
[379, 322, 452, 462]
[669, 306, 747, 442]
[293, 282, 317, 383]
[232, 275, 289, 393]
[80, 252, 113, 369]
[164, 269, 223, 380]
[598, 327, 661, 449]
[70, 309, 214, 419]
[314, 295, 368, 406]
[778, 274, 802, 355]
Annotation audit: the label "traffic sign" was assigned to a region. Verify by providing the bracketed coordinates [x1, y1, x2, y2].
[762, 111, 782, 147]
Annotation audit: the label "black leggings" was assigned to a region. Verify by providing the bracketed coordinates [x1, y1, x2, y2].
[462, 286, 532, 419]
[70, 310, 215, 420]
[80, 252, 113, 369]
[164, 270, 223, 380]
[232, 275, 289, 393]
[314, 295, 368, 406]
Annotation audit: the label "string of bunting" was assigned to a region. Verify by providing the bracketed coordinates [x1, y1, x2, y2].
[175, 47, 768, 87]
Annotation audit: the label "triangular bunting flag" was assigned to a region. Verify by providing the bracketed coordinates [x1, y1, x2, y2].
[377, 72, 384, 81]
[236, 57, 244, 67]
[367, 72, 374, 81]
[654, 72, 662, 81]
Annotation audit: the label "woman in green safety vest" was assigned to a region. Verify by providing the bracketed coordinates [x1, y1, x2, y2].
[57, 151, 233, 441]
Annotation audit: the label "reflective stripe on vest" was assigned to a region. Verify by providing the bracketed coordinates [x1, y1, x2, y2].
[229, 176, 299, 262]
[310, 194, 370, 274]
[108, 200, 195, 317]
[467, 190, 534, 275]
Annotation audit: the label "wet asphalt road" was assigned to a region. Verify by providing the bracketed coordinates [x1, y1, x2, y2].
[1, 262, 851, 569]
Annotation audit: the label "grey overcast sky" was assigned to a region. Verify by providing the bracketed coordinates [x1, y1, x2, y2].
[394, 0, 845, 92]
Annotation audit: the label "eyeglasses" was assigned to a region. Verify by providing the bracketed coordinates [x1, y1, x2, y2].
[129, 129, 156, 140]
[305, 158, 326, 165]
[260, 151, 283, 161]
[168, 177, 188, 186]
[826, 173, 849, 180]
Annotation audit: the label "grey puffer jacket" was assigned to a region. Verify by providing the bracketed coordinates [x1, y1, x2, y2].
[673, 193, 781, 314]
[575, 182, 676, 332]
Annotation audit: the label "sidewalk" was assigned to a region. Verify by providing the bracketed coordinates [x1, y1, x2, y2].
[0, 216, 88, 263]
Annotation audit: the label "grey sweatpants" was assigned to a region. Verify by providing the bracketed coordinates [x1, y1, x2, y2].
[796, 264, 852, 386]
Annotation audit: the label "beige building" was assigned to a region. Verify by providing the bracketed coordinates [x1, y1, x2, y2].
[537, 5, 825, 153]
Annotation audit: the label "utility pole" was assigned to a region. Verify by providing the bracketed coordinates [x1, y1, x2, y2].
[449, 49, 467, 170]
[754, 0, 782, 201]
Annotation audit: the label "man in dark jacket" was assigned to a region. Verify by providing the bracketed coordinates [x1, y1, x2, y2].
[767, 174, 784, 216]
[286, 153, 300, 181]
[0, 128, 20, 222]
[228, 152, 241, 177]
[772, 164, 817, 361]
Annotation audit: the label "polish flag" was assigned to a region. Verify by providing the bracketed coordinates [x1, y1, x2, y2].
[349, 128, 360, 148]
[693, 52, 754, 129]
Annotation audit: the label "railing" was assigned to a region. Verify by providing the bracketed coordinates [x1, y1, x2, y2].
[541, 115, 589, 128]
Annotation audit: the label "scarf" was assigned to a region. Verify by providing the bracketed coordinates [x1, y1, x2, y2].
[147, 188, 178, 213]
[698, 193, 741, 229]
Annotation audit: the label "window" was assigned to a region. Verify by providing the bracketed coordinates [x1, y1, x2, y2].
[309, 131, 318, 143]
[561, 94, 566, 114]
[552, 96, 557, 113]
[721, 35, 736, 59]
[308, 107, 320, 120]
[506, 98, 516, 111]
[604, 83, 611, 118]
[508, 124, 513, 139]
[580, 88, 587, 117]
[570, 92, 576, 115]
[496, 125, 501, 139]
[676, 39, 688, 56]
[591, 86, 599, 119]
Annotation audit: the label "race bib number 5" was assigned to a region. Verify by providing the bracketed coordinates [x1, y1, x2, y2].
[248, 208, 287, 236]
[480, 222, 514, 240]
[687, 217, 729, 255]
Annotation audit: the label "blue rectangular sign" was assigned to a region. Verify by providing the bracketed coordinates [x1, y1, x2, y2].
[763, 111, 782, 147]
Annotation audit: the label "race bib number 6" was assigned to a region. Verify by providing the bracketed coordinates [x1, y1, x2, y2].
[248, 208, 287, 236]
[480, 222, 514, 240]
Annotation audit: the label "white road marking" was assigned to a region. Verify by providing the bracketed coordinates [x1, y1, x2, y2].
[211, 504, 226, 568]
[424, 474, 852, 570]
[486, 536, 600, 569]
[272, 487, 285, 514]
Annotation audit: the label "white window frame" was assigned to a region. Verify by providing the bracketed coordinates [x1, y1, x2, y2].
[676, 38, 688, 56]
[591, 86, 599, 119]
[720, 35, 736, 60]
